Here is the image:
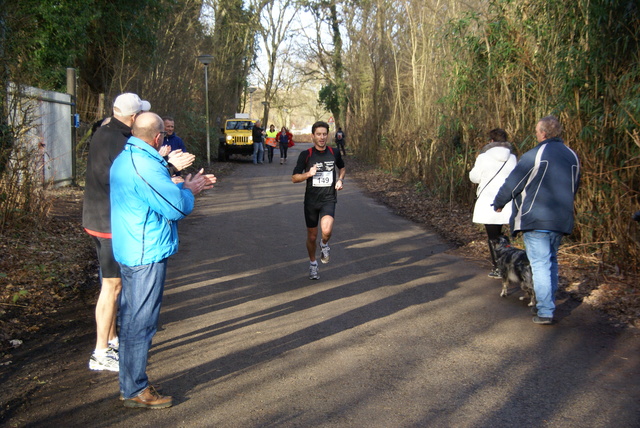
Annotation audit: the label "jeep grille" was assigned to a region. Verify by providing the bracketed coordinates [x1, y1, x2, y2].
[231, 136, 250, 144]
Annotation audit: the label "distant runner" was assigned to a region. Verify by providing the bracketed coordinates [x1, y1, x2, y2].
[335, 127, 346, 156]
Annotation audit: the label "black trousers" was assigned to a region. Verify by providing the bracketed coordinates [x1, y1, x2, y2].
[485, 224, 503, 267]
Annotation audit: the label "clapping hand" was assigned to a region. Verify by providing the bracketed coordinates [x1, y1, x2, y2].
[158, 145, 171, 157]
[183, 169, 217, 195]
[167, 150, 196, 171]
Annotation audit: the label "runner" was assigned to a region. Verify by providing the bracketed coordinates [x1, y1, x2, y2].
[292, 121, 346, 280]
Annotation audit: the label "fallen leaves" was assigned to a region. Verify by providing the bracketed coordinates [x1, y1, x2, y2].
[0, 187, 97, 352]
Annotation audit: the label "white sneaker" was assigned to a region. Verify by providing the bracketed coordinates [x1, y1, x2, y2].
[320, 243, 330, 264]
[89, 350, 119, 372]
[309, 264, 319, 280]
[107, 346, 119, 360]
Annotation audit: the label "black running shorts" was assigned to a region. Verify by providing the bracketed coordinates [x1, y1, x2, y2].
[91, 236, 121, 279]
[304, 201, 336, 228]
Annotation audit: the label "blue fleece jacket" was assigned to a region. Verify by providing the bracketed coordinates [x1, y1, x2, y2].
[163, 133, 186, 152]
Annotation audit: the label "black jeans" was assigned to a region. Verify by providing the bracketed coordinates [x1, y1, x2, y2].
[485, 224, 503, 268]
[279, 142, 288, 160]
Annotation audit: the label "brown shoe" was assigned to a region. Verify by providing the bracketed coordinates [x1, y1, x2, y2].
[123, 385, 173, 409]
[120, 384, 162, 401]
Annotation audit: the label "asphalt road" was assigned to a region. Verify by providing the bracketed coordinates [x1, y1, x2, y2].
[4, 143, 640, 427]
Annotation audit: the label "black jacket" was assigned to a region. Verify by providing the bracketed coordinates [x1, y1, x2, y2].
[82, 117, 131, 234]
[252, 125, 264, 143]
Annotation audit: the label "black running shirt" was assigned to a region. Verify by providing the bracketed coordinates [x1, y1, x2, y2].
[293, 147, 345, 205]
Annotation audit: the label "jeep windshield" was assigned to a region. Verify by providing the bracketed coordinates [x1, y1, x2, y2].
[226, 121, 254, 130]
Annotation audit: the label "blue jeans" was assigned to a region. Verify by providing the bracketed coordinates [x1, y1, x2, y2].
[252, 142, 264, 164]
[522, 231, 563, 318]
[118, 260, 167, 399]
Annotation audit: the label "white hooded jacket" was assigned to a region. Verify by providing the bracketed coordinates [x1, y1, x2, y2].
[469, 144, 517, 225]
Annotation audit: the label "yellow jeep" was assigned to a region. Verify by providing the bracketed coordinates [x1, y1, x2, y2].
[218, 114, 256, 161]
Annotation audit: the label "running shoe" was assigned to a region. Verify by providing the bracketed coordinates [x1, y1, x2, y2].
[320, 243, 330, 264]
[309, 264, 319, 280]
[107, 343, 120, 361]
[89, 350, 119, 372]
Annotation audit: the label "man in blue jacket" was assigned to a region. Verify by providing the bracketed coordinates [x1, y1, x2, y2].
[493, 116, 580, 325]
[110, 112, 216, 408]
[162, 116, 187, 152]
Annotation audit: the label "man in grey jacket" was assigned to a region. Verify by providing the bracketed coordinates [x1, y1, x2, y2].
[493, 116, 580, 325]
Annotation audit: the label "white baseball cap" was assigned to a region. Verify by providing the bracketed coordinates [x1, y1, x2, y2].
[113, 93, 151, 116]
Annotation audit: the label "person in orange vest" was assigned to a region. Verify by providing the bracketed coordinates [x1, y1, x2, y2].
[265, 124, 277, 163]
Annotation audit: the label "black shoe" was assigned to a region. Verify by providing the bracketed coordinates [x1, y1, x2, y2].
[488, 268, 501, 279]
[532, 316, 553, 325]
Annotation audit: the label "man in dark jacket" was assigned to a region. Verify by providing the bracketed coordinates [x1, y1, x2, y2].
[82, 93, 150, 371]
[252, 120, 264, 164]
[158, 116, 194, 179]
[493, 115, 580, 325]
[161, 116, 186, 152]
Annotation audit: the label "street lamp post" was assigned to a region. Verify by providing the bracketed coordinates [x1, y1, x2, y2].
[283, 108, 290, 128]
[248, 87, 257, 117]
[197, 54, 213, 165]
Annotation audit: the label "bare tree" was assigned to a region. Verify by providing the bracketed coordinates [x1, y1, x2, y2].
[251, 0, 300, 125]
[298, 0, 347, 128]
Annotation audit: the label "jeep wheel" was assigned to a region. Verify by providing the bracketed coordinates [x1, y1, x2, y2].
[218, 146, 226, 162]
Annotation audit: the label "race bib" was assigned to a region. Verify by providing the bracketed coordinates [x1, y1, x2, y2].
[312, 171, 333, 187]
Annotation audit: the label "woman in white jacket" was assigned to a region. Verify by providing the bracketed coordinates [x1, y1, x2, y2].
[469, 128, 517, 278]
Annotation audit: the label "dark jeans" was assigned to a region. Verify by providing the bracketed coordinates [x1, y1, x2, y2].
[279, 142, 288, 160]
[266, 145, 275, 163]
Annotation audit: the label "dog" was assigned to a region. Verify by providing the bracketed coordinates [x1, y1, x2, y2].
[490, 235, 536, 307]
